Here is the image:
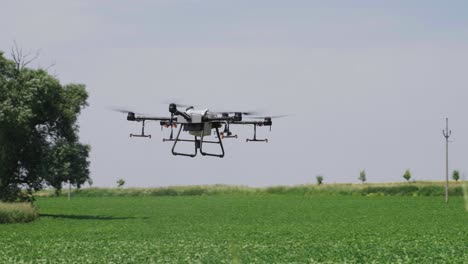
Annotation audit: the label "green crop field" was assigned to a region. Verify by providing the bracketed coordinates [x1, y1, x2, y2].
[0, 195, 466, 263]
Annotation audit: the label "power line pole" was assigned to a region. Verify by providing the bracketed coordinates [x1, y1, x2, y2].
[68, 180, 71, 201]
[442, 118, 451, 204]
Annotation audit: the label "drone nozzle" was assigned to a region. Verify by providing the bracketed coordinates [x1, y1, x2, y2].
[127, 112, 136, 121]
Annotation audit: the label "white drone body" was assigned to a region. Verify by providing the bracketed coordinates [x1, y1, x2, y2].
[178, 108, 214, 137]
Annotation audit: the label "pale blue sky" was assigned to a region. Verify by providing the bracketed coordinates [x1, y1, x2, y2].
[1, 1, 467, 187]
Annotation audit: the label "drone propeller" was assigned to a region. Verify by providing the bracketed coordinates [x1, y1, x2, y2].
[110, 107, 171, 120]
[161, 101, 194, 108]
[246, 115, 289, 119]
[109, 107, 146, 116]
[212, 110, 262, 116]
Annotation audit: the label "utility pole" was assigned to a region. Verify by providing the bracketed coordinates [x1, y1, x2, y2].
[68, 180, 71, 201]
[442, 118, 451, 204]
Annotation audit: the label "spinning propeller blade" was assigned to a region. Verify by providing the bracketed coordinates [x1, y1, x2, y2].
[109, 107, 146, 115]
[247, 115, 289, 119]
[161, 101, 194, 108]
[212, 110, 262, 116]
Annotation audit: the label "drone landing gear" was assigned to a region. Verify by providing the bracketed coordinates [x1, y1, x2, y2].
[130, 120, 151, 138]
[246, 124, 268, 143]
[164, 124, 225, 158]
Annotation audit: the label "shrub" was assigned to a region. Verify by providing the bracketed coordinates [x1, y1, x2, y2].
[116, 179, 125, 188]
[266, 186, 288, 194]
[0, 202, 38, 224]
[418, 186, 444, 196]
[452, 170, 460, 182]
[316, 176, 324, 185]
[361, 185, 419, 196]
[403, 169, 411, 182]
[358, 170, 366, 184]
[181, 187, 206, 196]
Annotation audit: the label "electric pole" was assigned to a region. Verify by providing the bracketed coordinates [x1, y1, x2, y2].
[68, 180, 71, 201]
[442, 118, 451, 204]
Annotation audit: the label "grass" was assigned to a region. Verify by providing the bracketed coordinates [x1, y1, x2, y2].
[0, 195, 466, 263]
[0, 202, 38, 224]
[35, 181, 466, 198]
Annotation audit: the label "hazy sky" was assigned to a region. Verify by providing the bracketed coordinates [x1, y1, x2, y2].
[1, 0, 467, 187]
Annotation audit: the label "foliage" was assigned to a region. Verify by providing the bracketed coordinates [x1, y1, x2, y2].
[0, 202, 38, 224]
[358, 170, 366, 183]
[0, 196, 466, 262]
[34, 182, 465, 198]
[403, 169, 412, 182]
[0, 51, 90, 202]
[452, 170, 460, 182]
[116, 179, 126, 188]
[316, 175, 324, 185]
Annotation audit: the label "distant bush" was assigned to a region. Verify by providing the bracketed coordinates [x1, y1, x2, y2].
[0, 203, 38, 224]
[452, 170, 460, 182]
[403, 170, 411, 182]
[34, 182, 466, 198]
[149, 188, 179, 196]
[316, 176, 324, 185]
[358, 170, 366, 184]
[418, 186, 445, 196]
[116, 179, 125, 188]
[362, 185, 419, 196]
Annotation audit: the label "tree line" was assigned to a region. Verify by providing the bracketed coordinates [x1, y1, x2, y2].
[316, 169, 461, 185]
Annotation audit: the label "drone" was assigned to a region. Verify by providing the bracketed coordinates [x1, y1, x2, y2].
[114, 103, 285, 158]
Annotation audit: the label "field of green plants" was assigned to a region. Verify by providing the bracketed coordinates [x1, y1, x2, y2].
[0, 194, 466, 263]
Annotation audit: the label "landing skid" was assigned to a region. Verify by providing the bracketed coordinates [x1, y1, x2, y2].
[163, 124, 225, 158]
[246, 124, 268, 143]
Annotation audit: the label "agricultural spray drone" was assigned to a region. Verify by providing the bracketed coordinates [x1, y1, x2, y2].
[114, 103, 285, 158]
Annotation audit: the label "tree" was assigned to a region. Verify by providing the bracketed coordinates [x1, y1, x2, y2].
[452, 170, 460, 182]
[117, 179, 126, 188]
[87, 178, 94, 187]
[47, 141, 90, 195]
[403, 169, 411, 182]
[358, 170, 366, 184]
[316, 175, 324, 185]
[0, 50, 90, 202]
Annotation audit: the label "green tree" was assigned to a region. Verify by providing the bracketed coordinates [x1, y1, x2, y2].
[316, 175, 324, 185]
[452, 170, 460, 182]
[0, 50, 90, 202]
[403, 169, 411, 182]
[358, 170, 367, 184]
[117, 179, 126, 188]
